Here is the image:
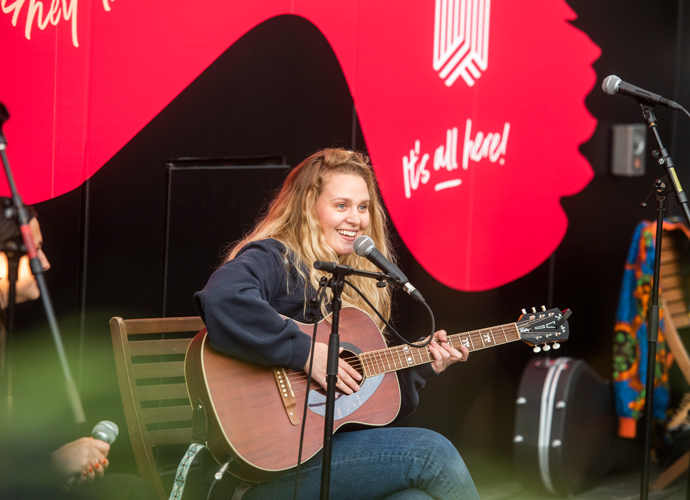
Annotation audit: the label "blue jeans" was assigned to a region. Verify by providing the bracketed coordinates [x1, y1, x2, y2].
[240, 427, 479, 500]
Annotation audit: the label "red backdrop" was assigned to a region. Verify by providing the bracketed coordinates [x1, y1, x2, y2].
[0, 0, 599, 291]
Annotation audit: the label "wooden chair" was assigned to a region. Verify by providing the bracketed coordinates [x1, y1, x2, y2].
[652, 227, 690, 490]
[110, 316, 205, 500]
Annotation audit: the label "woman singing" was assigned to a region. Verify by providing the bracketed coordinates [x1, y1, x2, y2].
[194, 148, 479, 500]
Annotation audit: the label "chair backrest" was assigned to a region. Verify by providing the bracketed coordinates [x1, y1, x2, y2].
[110, 316, 205, 500]
[661, 230, 690, 328]
[653, 228, 690, 490]
[660, 229, 690, 383]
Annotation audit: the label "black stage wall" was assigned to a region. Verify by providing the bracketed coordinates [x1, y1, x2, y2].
[11, 1, 690, 488]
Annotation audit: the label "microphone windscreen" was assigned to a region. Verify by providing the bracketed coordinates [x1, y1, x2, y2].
[353, 235, 375, 256]
[602, 75, 621, 95]
[92, 420, 119, 444]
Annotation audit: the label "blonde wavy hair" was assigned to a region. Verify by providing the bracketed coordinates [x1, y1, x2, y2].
[225, 148, 393, 328]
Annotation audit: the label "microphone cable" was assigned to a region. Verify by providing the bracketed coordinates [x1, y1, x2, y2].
[344, 279, 435, 348]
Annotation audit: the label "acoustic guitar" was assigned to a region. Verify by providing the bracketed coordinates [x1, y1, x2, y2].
[184, 306, 570, 482]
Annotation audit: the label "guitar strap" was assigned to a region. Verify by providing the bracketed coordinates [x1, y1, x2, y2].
[187, 397, 255, 499]
[169, 442, 207, 500]
[192, 398, 208, 444]
[168, 443, 254, 500]
[168, 399, 212, 500]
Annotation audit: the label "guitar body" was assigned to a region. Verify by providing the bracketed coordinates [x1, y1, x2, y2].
[185, 307, 401, 482]
[185, 304, 571, 482]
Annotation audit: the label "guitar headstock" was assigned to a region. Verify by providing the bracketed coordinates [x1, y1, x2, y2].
[517, 307, 571, 353]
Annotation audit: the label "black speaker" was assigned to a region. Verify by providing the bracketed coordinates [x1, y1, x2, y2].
[163, 157, 288, 316]
[610, 124, 646, 177]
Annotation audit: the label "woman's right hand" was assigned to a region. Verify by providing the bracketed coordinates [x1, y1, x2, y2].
[303, 341, 362, 394]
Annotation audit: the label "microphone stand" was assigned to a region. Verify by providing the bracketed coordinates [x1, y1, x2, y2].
[1, 242, 22, 418]
[319, 265, 345, 500]
[0, 107, 85, 424]
[314, 261, 390, 500]
[637, 104, 690, 500]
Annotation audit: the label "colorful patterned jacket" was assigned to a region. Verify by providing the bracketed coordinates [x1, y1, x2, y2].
[613, 219, 689, 438]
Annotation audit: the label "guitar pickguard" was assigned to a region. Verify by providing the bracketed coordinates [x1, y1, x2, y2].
[307, 374, 384, 420]
[306, 341, 384, 420]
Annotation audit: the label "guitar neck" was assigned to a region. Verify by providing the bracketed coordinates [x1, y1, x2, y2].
[360, 323, 521, 377]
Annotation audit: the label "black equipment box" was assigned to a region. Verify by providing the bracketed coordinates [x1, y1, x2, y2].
[513, 357, 615, 496]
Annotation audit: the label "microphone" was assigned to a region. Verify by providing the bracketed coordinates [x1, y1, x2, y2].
[601, 75, 684, 111]
[314, 260, 390, 280]
[92, 420, 119, 444]
[353, 235, 425, 303]
[314, 261, 350, 274]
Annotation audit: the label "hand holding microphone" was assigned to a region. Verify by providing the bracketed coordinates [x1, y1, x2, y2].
[55, 420, 118, 486]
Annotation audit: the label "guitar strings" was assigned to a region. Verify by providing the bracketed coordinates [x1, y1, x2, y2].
[283, 314, 562, 387]
[284, 326, 500, 385]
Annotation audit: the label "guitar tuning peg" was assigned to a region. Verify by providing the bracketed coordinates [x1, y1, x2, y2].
[541, 305, 546, 311]
[543, 344, 551, 352]
[533, 346, 542, 353]
[521, 308, 527, 315]
[553, 342, 561, 350]
[532, 307, 537, 313]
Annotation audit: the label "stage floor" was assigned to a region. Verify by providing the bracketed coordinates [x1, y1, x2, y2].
[477, 470, 689, 500]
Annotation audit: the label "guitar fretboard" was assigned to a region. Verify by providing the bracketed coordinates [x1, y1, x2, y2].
[360, 323, 521, 377]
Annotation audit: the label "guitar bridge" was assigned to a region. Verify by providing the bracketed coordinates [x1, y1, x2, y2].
[273, 367, 300, 426]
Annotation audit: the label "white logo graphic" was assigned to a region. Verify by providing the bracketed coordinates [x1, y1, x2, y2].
[433, 0, 491, 87]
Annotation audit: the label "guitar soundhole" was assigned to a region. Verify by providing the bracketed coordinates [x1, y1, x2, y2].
[342, 349, 366, 382]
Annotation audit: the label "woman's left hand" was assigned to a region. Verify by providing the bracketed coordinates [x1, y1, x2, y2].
[50, 437, 110, 483]
[427, 330, 469, 374]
